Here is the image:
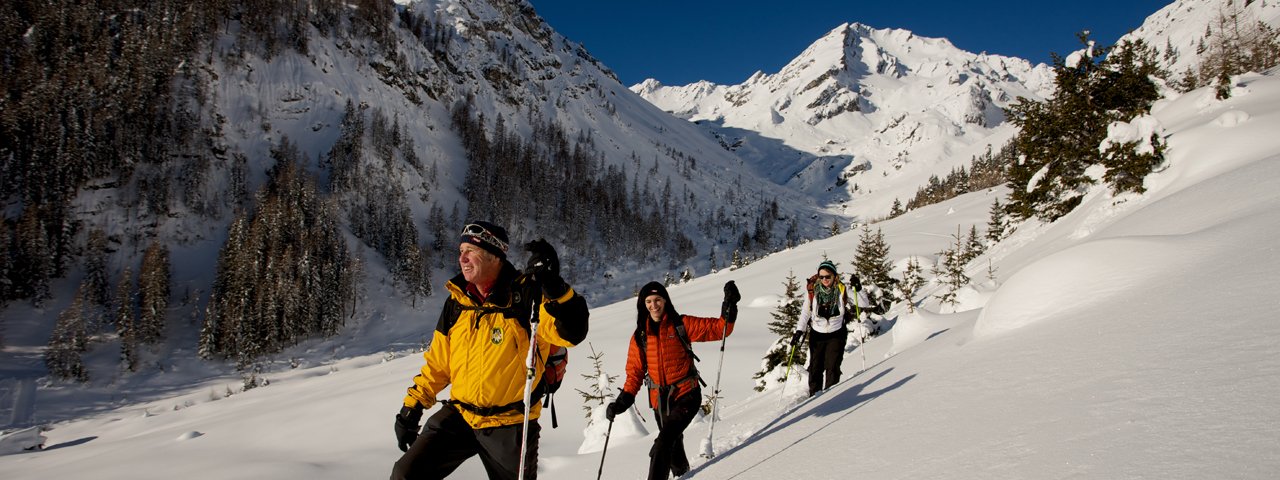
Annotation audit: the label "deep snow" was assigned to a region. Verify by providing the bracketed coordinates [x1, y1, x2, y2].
[3, 64, 1279, 478]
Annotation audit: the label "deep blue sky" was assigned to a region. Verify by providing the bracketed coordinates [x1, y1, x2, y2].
[528, 0, 1174, 86]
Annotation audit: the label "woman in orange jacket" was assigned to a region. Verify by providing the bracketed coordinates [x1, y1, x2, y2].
[606, 281, 739, 480]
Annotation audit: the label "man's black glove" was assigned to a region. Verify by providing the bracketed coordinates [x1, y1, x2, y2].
[605, 391, 635, 422]
[790, 330, 804, 347]
[394, 405, 423, 452]
[721, 280, 740, 323]
[848, 273, 862, 292]
[525, 239, 567, 299]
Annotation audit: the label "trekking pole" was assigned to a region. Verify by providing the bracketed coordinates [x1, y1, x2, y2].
[784, 342, 798, 380]
[779, 342, 797, 405]
[596, 418, 614, 480]
[853, 294, 866, 372]
[517, 282, 540, 480]
[704, 317, 730, 458]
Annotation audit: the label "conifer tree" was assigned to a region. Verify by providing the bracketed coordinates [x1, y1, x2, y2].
[1004, 35, 1161, 221]
[116, 267, 137, 370]
[898, 257, 926, 313]
[138, 242, 171, 346]
[13, 208, 53, 306]
[828, 218, 842, 237]
[853, 225, 897, 304]
[83, 228, 111, 311]
[962, 225, 985, 264]
[1101, 132, 1166, 195]
[986, 199, 1009, 243]
[397, 244, 432, 308]
[754, 270, 806, 391]
[932, 232, 971, 311]
[574, 344, 618, 424]
[46, 289, 90, 382]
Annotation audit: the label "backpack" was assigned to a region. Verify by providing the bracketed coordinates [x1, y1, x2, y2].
[533, 344, 568, 428]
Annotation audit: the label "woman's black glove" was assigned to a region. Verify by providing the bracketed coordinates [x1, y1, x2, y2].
[721, 280, 740, 322]
[848, 273, 863, 292]
[395, 405, 423, 452]
[605, 391, 635, 422]
[525, 239, 567, 298]
[790, 330, 804, 347]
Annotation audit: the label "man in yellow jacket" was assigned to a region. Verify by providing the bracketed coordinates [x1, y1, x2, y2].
[392, 221, 589, 480]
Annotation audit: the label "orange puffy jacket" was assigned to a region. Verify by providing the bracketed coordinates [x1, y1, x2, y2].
[622, 313, 734, 409]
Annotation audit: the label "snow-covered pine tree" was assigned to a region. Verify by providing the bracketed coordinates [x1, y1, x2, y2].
[574, 344, 618, 425]
[82, 228, 111, 312]
[46, 288, 89, 382]
[853, 224, 898, 305]
[138, 242, 170, 346]
[398, 244, 432, 308]
[986, 199, 1008, 243]
[932, 231, 970, 311]
[828, 218, 842, 237]
[116, 267, 138, 371]
[1005, 34, 1162, 221]
[962, 225, 985, 264]
[898, 257, 926, 314]
[1101, 132, 1166, 195]
[753, 270, 805, 391]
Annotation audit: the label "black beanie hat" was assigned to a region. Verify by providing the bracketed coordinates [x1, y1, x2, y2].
[636, 281, 678, 328]
[460, 221, 509, 259]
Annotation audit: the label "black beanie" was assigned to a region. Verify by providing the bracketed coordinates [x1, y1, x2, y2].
[460, 221, 509, 259]
[637, 281, 678, 328]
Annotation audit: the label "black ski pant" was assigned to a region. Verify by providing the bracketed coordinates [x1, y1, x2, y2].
[649, 387, 702, 480]
[391, 404, 539, 480]
[807, 328, 848, 396]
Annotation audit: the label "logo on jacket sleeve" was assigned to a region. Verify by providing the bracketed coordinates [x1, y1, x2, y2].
[490, 327, 504, 345]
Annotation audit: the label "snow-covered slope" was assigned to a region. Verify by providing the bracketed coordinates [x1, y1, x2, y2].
[1121, 0, 1280, 76]
[0, 0, 829, 424]
[4, 64, 1278, 478]
[634, 22, 1055, 219]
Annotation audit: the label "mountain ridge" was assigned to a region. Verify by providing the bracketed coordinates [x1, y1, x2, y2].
[633, 21, 1055, 219]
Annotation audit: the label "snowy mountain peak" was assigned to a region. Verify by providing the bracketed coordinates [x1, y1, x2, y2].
[633, 21, 1054, 219]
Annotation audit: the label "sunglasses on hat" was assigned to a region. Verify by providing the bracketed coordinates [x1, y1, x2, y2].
[461, 223, 509, 253]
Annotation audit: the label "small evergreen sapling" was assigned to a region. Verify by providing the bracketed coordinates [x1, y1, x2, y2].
[932, 230, 971, 311]
[574, 343, 617, 425]
[898, 257, 926, 314]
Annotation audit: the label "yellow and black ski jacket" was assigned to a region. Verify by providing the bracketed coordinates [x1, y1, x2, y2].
[402, 262, 588, 429]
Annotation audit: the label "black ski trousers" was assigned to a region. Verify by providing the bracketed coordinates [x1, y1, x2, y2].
[391, 404, 539, 480]
[807, 328, 848, 396]
[649, 387, 702, 480]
